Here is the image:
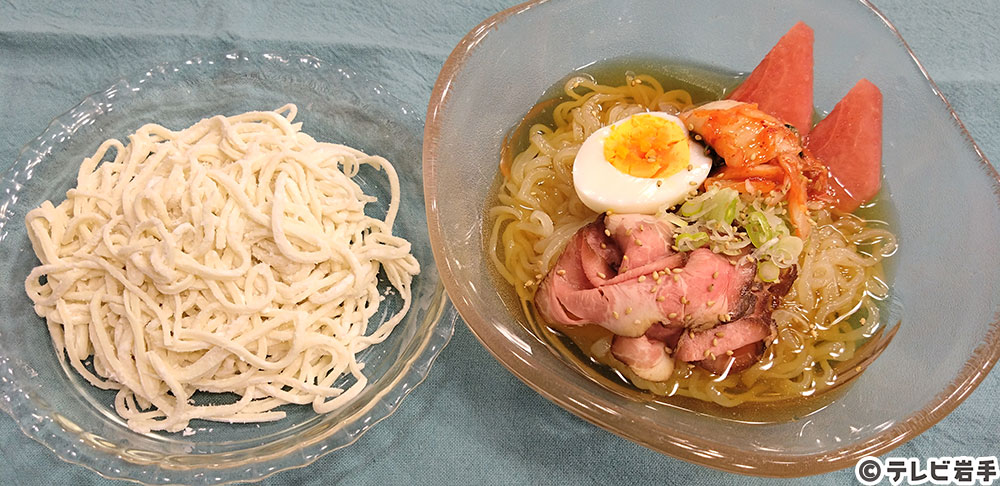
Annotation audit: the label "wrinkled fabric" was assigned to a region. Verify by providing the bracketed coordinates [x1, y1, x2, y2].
[1, 0, 999, 485]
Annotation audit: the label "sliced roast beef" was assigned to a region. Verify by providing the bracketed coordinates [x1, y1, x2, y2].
[535, 215, 756, 337]
[675, 317, 771, 362]
[676, 266, 798, 374]
[643, 322, 684, 346]
[535, 213, 798, 379]
[697, 341, 765, 375]
[610, 335, 674, 382]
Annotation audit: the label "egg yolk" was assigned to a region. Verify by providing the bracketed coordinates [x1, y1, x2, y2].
[603, 115, 690, 178]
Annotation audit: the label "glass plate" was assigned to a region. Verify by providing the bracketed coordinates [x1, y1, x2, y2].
[0, 51, 454, 484]
[424, 0, 1000, 477]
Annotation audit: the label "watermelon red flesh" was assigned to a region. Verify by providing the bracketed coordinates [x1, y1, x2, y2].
[806, 79, 883, 212]
[728, 21, 815, 136]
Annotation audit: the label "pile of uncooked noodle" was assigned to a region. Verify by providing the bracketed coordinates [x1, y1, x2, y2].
[24, 104, 418, 433]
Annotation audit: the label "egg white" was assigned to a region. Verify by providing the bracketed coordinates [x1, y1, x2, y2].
[573, 112, 713, 214]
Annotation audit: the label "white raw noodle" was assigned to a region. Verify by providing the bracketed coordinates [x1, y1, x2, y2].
[23, 104, 419, 433]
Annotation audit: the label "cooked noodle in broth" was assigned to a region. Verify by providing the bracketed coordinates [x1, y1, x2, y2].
[488, 72, 897, 407]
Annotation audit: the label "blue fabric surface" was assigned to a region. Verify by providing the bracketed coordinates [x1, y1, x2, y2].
[1, 0, 998, 484]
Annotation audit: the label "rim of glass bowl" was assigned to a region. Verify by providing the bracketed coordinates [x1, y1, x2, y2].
[0, 51, 456, 485]
[422, 0, 1000, 477]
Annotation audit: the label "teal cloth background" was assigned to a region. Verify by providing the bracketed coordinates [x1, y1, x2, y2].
[1, 0, 998, 484]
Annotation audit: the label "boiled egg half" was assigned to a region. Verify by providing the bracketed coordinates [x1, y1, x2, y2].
[573, 112, 713, 214]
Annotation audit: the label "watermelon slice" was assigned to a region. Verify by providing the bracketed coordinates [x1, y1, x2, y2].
[728, 22, 814, 136]
[806, 79, 883, 212]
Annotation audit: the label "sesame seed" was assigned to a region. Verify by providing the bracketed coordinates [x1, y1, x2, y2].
[638, 275, 646, 282]
[688, 363, 695, 369]
[687, 124, 694, 130]
[673, 274, 680, 282]
[689, 181, 698, 186]
[672, 268, 683, 274]
[712, 338, 719, 346]
[664, 346, 673, 354]
[634, 319, 641, 325]
[626, 229, 632, 236]
[606, 209, 614, 216]
[726, 350, 734, 356]
[719, 313, 729, 322]
[625, 307, 632, 314]
[605, 229, 612, 237]
[613, 311, 620, 319]
[681, 296, 689, 305]
[524, 280, 534, 287]
[715, 331, 725, 337]
[730, 260, 738, 266]
[640, 225, 645, 231]
[635, 239, 643, 246]
[623, 255, 629, 260]
[706, 300, 715, 307]
[709, 352, 717, 360]
[600, 243, 607, 249]
[656, 277, 663, 284]
[597, 272, 607, 279]
[694, 134, 702, 141]
[855, 366, 862, 373]
[668, 312, 678, 319]
[708, 284, 714, 292]
[656, 296, 665, 302]
[652, 271, 659, 279]
[860, 318, 867, 325]
[712, 271, 719, 279]
[557, 269, 566, 276]
[704, 349, 712, 358]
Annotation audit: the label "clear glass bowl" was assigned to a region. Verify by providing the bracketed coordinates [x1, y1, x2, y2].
[0, 51, 455, 484]
[423, 0, 1000, 477]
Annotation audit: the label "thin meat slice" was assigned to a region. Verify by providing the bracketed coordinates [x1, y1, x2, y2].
[697, 341, 765, 375]
[610, 335, 674, 382]
[675, 317, 771, 362]
[806, 79, 883, 212]
[644, 322, 683, 347]
[535, 215, 683, 336]
[728, 21, 815, 135]
[604, 214, 675, 270]
[675, 267, 797, 373]
[676, 249, 755, 330]
[535, 221, 757, 337]
[536, 214, 799, 379]
[534, 229, 592, 326]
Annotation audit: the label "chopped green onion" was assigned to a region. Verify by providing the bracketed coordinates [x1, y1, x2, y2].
[745, 210, 773, 248]
[706, 188, 740, 225]
[769, 235, 804, 266]
[769, 214, 791, 237]
[679, 199, 703, 217]
[660, 212, 688, 228]
[757, 260, 780, 282]
[675, 231, 709, 250]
